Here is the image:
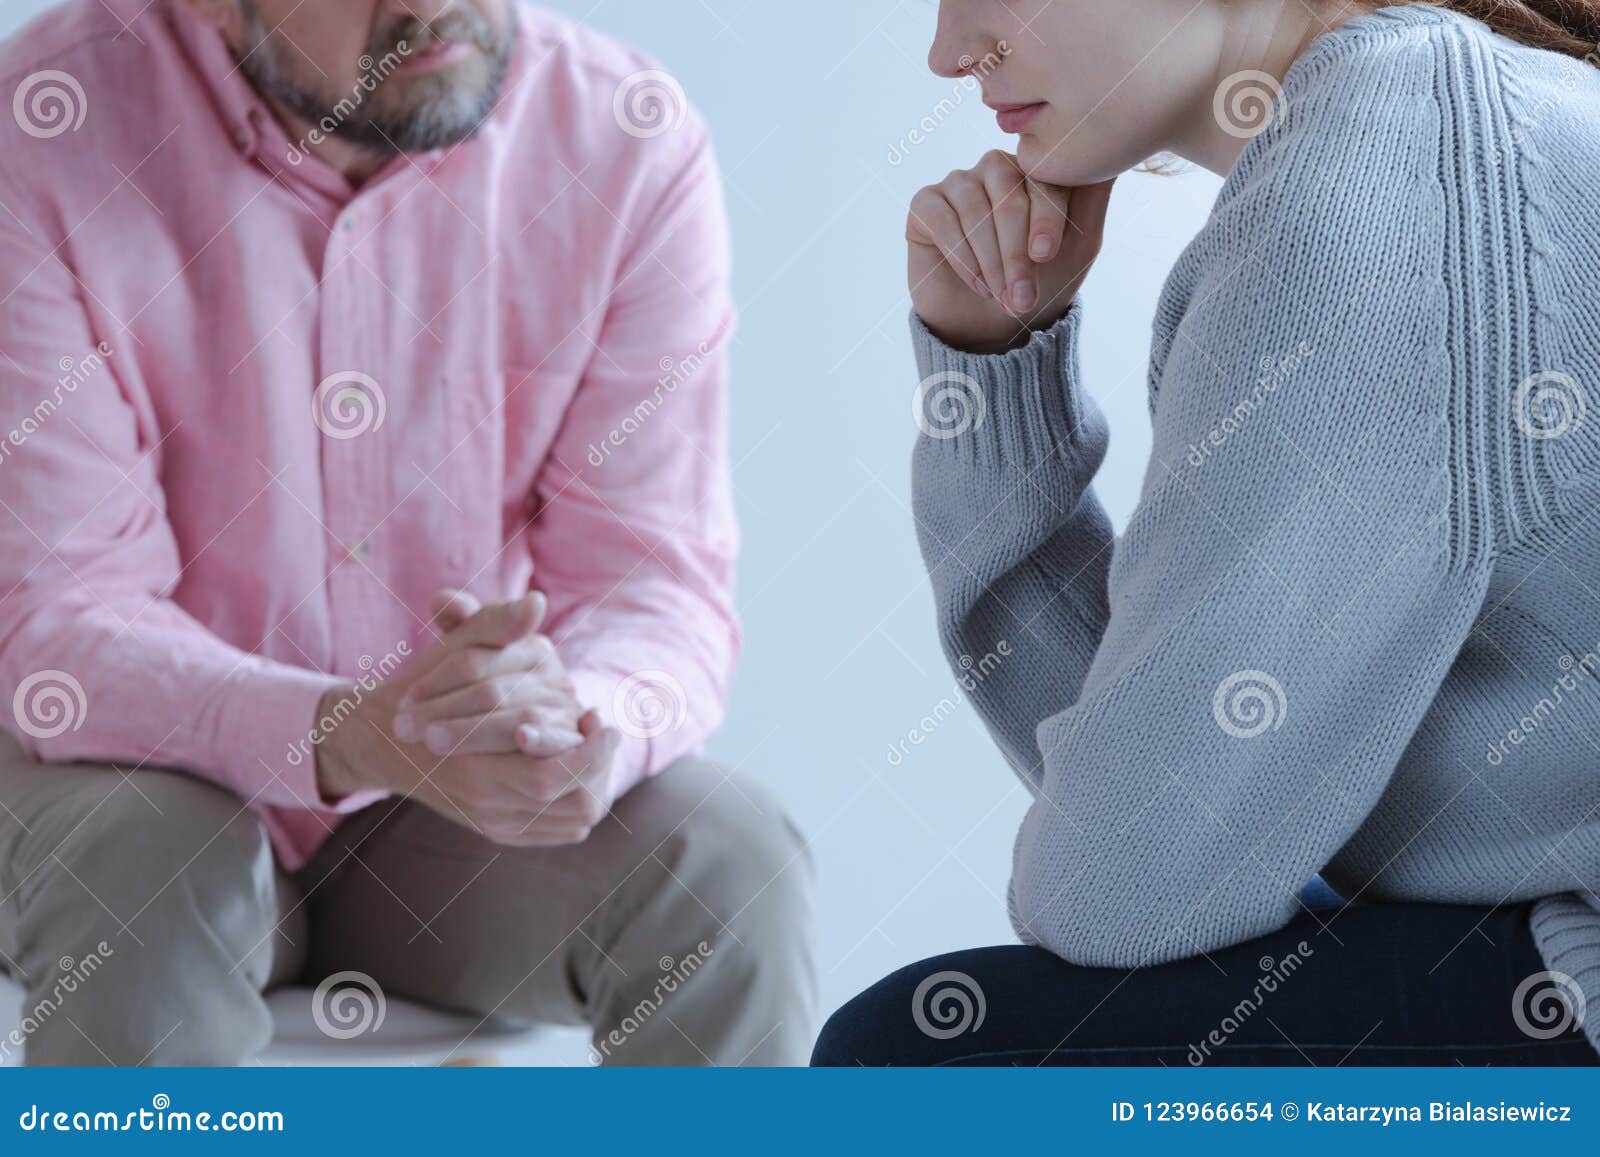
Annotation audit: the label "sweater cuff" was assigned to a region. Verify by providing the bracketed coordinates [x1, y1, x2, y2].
[909, 300, 1094, 466]
[1528, 893, 1600, 1056]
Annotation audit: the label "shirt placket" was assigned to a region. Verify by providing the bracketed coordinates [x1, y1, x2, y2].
[317, 201, 389, 674]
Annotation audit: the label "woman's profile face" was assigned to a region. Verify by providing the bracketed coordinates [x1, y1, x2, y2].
[928, 0, 1229, 185]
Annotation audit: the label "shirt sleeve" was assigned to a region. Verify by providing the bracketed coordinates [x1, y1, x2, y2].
[0, 179, 354, 813]
[523, 120, 740, 796]
[914, 46, 1501, 968]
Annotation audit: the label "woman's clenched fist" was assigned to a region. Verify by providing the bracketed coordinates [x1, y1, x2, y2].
[907, 150, 1113, 355]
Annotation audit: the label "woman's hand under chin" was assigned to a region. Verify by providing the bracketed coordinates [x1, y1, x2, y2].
[907, 150, 1114, 355]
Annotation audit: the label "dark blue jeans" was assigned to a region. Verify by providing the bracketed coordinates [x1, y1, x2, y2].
[812, 883, 1597, 1066]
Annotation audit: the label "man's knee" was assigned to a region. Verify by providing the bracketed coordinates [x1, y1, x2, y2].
[8, 767, 282, 1064]
[618, 760, 815, 934]
[53, 769, 276, 939]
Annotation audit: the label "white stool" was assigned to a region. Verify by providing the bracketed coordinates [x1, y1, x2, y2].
[0, 972, 550, 1067]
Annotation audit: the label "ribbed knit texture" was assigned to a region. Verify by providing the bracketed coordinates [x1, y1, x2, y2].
[911, 5, 1600, 1056]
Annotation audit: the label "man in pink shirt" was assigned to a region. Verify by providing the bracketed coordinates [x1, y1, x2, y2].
[0, 0, 815, 1065]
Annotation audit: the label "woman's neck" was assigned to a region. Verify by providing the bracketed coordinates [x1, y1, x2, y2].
[1178, 1, 1377, 176]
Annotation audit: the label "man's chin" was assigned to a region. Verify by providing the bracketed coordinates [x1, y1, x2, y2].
[363, 72, 503, 152]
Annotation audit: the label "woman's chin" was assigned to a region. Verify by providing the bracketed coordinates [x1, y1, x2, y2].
[1014, 137, 1123, 188]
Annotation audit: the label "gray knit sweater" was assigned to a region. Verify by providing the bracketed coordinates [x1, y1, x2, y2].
[912, 5, 1600, 1055]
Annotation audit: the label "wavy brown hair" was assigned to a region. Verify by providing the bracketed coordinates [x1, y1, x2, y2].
[1388, 1, 1600, 57]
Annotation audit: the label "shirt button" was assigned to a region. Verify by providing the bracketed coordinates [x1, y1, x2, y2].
[348, 540, 371, 563]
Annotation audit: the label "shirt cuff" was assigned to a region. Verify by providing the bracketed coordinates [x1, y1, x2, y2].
[212, 660, 384, 812]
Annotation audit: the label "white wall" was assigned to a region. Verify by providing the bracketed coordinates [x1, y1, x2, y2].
[0, 0, 1223, 1053]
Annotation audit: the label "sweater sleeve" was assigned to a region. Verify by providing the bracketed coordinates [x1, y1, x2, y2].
[913, 32, 1503, 968]
[910, 302, 1114, 795]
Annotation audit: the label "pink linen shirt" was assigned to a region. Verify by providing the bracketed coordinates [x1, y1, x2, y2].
[0, 0, 740, 868]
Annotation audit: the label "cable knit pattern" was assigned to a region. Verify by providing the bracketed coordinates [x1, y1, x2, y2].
[911, 5, 1600, 1056]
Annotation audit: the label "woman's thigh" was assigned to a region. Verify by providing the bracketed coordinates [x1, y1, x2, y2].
[812, 900, 1596, 1066]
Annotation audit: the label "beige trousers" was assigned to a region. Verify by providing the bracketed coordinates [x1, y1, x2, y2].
[0, 731, 816, 1066]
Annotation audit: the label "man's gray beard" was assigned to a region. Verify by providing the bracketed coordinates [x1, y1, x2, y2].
[235, 2, 513, 156]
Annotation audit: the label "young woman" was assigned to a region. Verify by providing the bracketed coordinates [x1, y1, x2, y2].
[814, 0, 1600, 1065]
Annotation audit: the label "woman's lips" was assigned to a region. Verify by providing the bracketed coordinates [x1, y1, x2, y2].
[991, 102, 1046, 134]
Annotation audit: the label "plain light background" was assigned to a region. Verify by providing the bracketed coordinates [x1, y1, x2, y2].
[0, 0, 1223, 1061]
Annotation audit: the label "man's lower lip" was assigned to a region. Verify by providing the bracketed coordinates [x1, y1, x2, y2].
[394, 41, 472, 74]
[995, 103, 1046, 133]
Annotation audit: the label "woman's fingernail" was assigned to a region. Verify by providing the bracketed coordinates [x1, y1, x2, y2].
[393, 714, 417, 742]
[1030, 235, 1052, 260]
[1011, 280, 1037, 311]
[424, 725, 452, 754]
